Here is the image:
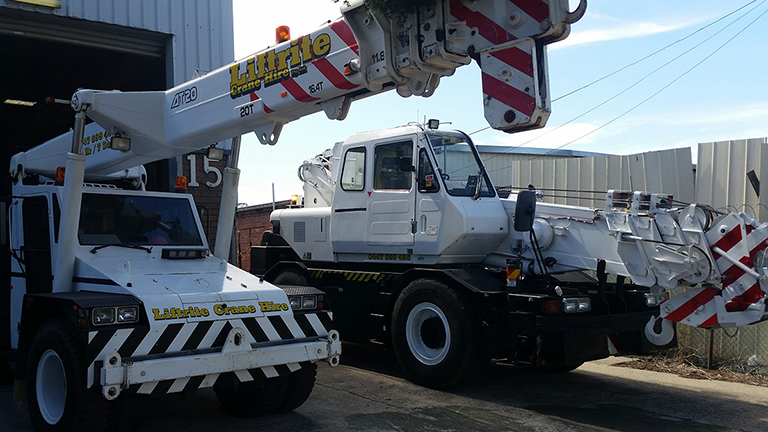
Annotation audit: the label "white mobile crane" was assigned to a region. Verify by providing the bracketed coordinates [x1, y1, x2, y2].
[256, 121, 768, 388]
[247, 2, 768, 389]
[2, 0, 589, 428]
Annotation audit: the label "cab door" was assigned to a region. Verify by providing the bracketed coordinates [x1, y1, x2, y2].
[365, 138, 416, 246]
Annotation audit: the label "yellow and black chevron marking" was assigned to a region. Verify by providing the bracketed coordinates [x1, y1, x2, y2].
[86, 311, 333, 395]
[309, 269, 398, 282]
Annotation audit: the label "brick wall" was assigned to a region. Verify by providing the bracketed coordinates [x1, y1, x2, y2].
[235, 200, 291, 270]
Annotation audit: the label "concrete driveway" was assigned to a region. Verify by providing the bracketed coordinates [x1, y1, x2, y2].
[1, 344, 765, 432]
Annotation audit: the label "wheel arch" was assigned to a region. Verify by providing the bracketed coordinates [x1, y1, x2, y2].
[15, 295, 77, 379]
[397, 267, 506, 355]
[263, 261, 309, 283]
[16, 292, 144, 379]
[399, 266, 505, 302]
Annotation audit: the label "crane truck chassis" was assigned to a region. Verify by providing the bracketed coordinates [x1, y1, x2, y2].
[251, 122, 768, 388]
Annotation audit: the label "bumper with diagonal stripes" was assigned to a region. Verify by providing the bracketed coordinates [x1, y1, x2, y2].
[87, 310, 339, 400]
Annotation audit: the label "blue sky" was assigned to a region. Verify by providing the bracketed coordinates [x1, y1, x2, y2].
[232, 0, 768, 206]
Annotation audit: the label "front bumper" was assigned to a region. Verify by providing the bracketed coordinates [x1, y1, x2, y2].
[99, 327, 341, 400]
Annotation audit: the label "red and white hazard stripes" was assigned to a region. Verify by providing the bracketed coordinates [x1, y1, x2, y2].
[87, 311, 333, 395]
[263, 19, 361, 115]
[449, 1, 551, 130]
[480, 42, 539, 128]
[660, 213, 768, 328]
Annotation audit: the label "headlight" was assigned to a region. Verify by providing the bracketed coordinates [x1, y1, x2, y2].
[117, 306, 139, 323]
[92, 308, 116, 325]
[92, 306, 140, 326]
[289, 297, 301, 309]
[288, 295, 318, 310]
[645, 292, 668, 307]
[578, 298, 591, 312]
[301, 295, 317, 309]
[562, 297, 591, 313]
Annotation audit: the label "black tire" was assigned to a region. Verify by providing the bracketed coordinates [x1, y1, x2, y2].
[27, 318, 110, 432]
[274, 362, 317, 413]
[213, 373, 289, 418]
[391, 279, 480, 389]
[273, 269, 308, 286]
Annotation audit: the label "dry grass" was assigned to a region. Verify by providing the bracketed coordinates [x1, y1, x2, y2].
[616, 350, 768, 388]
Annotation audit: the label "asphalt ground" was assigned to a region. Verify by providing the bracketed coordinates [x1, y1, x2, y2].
[1, 344, 766, 432]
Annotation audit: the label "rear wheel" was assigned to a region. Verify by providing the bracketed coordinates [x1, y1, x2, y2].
[274, 363, 317, 413]
[391, 279, 481, 389]
[27, 318, 110, 432]
[273, 269, 308, 286]
[214, 373, 289, 418]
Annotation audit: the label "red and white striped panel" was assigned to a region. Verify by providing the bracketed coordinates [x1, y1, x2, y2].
[660, 286, 719, 328]
[253, 18, 362, 115]
[661, 213, 768, 328]
[449, 2, 551, 131]
[479, 40, 542, 130]
[449, 0, 552, 46]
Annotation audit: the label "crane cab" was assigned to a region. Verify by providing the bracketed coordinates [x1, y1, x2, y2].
[271, 124, 509, 265]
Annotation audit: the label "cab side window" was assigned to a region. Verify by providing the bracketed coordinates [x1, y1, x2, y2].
[418, 148, 439, 193]
[374, 141, 413, 190]
[340, 147, 366, 191]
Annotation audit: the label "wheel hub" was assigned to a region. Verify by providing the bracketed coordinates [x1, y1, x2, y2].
[420, 317, 446, 349]
[37, 349, 67, 424]
[405, 302, 451, 366]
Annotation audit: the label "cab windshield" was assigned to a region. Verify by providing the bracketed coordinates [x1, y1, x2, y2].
[78, 193, 204, 246]
[427, 131, 495, 198]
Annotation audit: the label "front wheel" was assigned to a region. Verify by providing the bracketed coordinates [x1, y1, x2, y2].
[27, 318, 110, 432]
[214, 373, 289, 418]
[391, 279, 481, 389]
[274, 362, 317, 413]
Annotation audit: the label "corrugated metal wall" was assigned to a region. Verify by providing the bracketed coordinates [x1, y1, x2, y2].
[508, 147, 695, 209]
[0, 0, 234, 86]
[480, 151, 566, 193]
[696, 138, 768, 222]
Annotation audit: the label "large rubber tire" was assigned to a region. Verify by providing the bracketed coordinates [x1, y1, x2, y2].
[27, 318, 110, 432]
[274, 362, 317, 413]
[391, 279, 480, 389]
[272, 269, 308, 286]
[213, 373, 289, 418]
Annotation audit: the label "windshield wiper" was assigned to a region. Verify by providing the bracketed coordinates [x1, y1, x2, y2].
[90, 243, 153, 254]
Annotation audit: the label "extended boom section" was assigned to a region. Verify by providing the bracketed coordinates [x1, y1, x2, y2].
[499, 191, 768, 333]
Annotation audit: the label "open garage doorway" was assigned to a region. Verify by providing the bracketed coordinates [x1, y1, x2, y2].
[0, 8, 170, 352]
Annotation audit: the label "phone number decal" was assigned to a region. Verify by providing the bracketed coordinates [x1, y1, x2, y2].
[368, 254, 411, 261]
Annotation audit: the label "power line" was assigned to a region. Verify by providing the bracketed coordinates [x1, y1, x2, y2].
[475, 0, 767, 175]
[535, 3, 768, 159]
[506, 0, 766, 162]
[551, 0, 759, 103]
[469, 0, 760, 139]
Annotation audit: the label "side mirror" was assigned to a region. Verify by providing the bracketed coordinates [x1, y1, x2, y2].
[399, 156, 414, 172]
[514, 190, 536, 232]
